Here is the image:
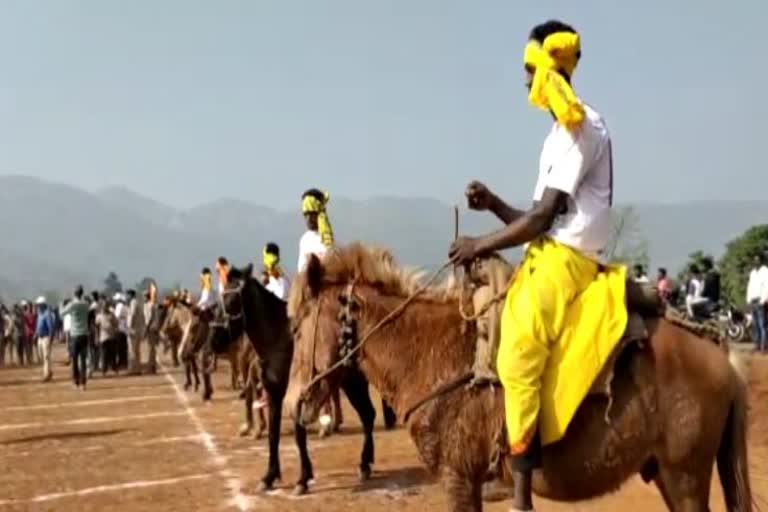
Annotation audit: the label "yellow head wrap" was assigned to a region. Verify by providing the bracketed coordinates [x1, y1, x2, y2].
[301, 191, 334, 248]
[524, 31, 585, 132]
[262, 247, 283, 278]
[200, 272, 212, 292]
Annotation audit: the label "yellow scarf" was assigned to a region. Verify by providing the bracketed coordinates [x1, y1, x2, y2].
[302, 192, 334, 248]
[524, 31, 585, 132]
[262, 248, 283, 278]
[200, 273, 212, 292]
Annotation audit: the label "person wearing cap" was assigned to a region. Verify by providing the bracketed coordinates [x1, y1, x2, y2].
[34, 297, 56, 381]
[61, 286, 91, 389]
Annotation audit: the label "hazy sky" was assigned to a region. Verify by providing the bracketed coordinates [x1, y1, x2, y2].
[0, 1, 764, 209]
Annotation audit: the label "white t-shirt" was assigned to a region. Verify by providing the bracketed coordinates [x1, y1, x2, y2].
[265, 275, 290, 301]
[533, 104, 613, 259]
[63, 314, 72, 334]
[197, 288, 217, 309]
[298, 230, 328, 273]
[747, 266, 768, 304]
[114, 302, 129, 334]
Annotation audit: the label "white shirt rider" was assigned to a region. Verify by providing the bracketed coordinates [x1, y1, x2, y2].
[532, 104, 613, 260]
[298, 230, 328, 273]
[265, 274, 291, 301]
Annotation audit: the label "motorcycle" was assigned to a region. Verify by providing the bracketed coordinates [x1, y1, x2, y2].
[686, 301, 748, 343]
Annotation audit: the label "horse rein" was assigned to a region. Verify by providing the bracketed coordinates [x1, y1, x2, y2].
[297, 261, 453, 402]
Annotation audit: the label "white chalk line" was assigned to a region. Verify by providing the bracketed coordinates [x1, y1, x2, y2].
[0, 411, 186, 431]
[160, 361, 254, 511]
[0, 473, 212, 506]
[4, 394, 175, 411]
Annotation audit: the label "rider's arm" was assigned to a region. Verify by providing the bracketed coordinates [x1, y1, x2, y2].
[474, 188, 568, 254]
[488, 194, 526, 225]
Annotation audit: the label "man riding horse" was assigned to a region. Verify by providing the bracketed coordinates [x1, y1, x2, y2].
[449, 20, 623, 512]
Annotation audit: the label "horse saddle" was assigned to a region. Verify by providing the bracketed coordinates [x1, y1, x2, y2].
[467, 254, 658, 395]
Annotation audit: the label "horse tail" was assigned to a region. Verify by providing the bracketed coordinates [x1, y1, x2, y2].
[717, 350, 753, 512]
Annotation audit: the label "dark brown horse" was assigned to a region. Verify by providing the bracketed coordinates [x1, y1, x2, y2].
[214, 264, 394, 495]
[286, 244, 753, 512]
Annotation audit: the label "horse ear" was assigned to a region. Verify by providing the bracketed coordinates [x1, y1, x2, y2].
[306, 254, 324, 297]
[244, 263, 254, 278]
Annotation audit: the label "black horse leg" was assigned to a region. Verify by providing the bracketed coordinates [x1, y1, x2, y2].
[382, 398, 397, 430]
[258, 390, 283, 491]
[341, 371, 377, 482]
[202, 352, 213, 402]
[184, 361, 192, 391]
[292, 420, 314, 495]
[192, 358, 200, 392]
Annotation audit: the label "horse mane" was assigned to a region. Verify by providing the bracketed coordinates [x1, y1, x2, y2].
[287, 242, 458, 319]
[228, 265, 288, 316]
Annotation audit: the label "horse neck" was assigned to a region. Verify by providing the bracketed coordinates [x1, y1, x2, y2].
[242, 279, 291, 358]
[351, 287, 471, 418]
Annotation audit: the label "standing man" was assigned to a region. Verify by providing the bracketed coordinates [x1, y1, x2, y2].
[747, 254, 768, 353]
[61, 286, 91, 390]
[143, 282, 159, 374]
[126, 290, 145, 375]
[448, 20, 623, 512]
[656, 267, 672, 303]
[114, 294, 129, 370]
[34, 297, 56, 382]
[95, 300, 120, 376]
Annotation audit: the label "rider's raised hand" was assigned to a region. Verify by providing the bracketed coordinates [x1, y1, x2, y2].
[465, 181, 494, 211]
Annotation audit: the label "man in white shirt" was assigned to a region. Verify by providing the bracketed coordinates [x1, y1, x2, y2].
[262, 243, 290, 301]
[685, 265, 707, 318]
[448, 20, 622, 512]
[197, 267, 217, 310]
[113, 294, 129, 369]
[747, 254, 768, 352]
[298, 189, 333, 273]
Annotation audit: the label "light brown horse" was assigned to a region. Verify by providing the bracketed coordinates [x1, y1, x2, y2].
[285, 243, 753, 512]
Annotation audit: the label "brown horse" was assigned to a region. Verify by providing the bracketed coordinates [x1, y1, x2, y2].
[285, 243, 753, 512]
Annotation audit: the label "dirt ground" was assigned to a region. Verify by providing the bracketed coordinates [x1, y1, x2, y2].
[1, 344, 767, 512]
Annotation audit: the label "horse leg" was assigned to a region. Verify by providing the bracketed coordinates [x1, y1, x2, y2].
[239, 379, 254, 437]
[184, 361, 192, 391]
[382, 398, 397, 430]
[654, 464, 712, 512]
[332, 388, 343, 432]
[229, 345, 239, 390]
[193, 358, 200, 392]
[341, 372, 376, 482]
[292, 420, 314, 496]
[443, 468, 482, 512]
[258, 390, 283, 492]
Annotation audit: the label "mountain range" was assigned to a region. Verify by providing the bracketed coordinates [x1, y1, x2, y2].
[0, 175, 765, 301]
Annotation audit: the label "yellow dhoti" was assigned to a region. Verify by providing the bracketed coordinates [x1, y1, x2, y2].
[497, 238, 627, 453]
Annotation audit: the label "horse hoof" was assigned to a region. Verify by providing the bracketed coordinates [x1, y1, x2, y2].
[184, 384, 191, 391]
[318, 426, 330, 439]
[254, 429, 265, 440]
[257, 481, 273, 493]
[292, 483, 308, 496]
[358, 467, 372, 482]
